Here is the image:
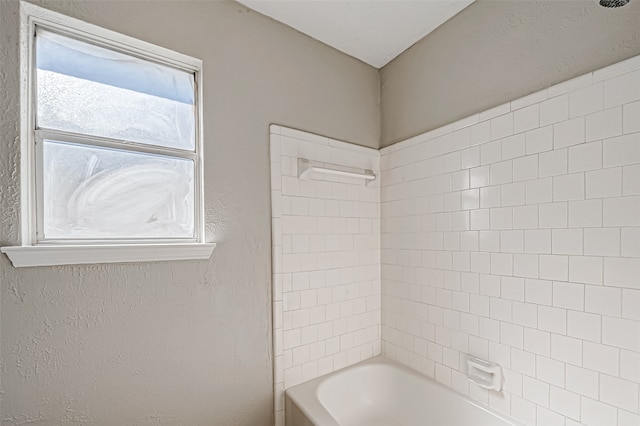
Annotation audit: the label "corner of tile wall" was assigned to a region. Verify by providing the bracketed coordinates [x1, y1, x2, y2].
[270, 126, 381, 426]
[380, 56, 640, 426]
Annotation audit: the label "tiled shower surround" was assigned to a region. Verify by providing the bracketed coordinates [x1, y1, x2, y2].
[271, 55, 639, 426]
[380, 57, 640, 426]
[270, 126, 381, 426]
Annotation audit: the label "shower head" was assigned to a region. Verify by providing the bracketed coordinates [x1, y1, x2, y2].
[599, 0, 630, 7]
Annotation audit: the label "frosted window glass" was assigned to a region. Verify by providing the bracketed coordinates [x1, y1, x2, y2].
[42, 140, 195, 239]
[36, 29, 195, 150]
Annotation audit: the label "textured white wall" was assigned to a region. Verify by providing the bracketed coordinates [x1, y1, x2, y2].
[380, 56, 640, 426]
[269, 126, 380, 426]
[0, 1, 379, 424]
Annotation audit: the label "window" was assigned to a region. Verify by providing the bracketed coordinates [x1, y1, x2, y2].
[1, 2, 215, 267]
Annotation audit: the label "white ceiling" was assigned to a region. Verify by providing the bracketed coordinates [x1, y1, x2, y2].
[237, 0, 475, 68]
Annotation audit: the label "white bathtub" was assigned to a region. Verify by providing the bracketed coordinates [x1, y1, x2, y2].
[285, 357, 522, 426]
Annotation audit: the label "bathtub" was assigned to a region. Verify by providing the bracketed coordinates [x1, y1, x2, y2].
[285, 357, 522, 426]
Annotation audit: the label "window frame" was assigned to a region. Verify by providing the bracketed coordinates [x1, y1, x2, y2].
[1, 2, 215, 267]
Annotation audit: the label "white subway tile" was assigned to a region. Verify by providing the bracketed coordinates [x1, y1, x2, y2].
[511, 395, 536, 426]
[583, 341, 619, 375]
[568, 141, 602, 172]
[570, 83, 603, 118]
[482, 103, 511, 121]
[604, 70, 640, 108]
[480, 186, 501, 209]
[604, 196, 640, 226]
[523, 375, 550, 407]
[491, 113, 514, 140]
[566, 364, 599, 398]
[471, 252, 492, 274]
[536, 355, 564, 388]
[567, 310, 600, 342]
[513, 301, 538, 327]
[602, 316, 640, 351]
[551, 334, 582, 366]
[502, 134, 526, 160]
[527, 279, 553, 307]
[539, 202, 568, 229]
[513, 205, 539, 230]
[551, 229, 583, 255]
[471, 209, 490, 230]
[603, 133, 640, 168]
[553, 173, 585, 202]
[502, 182, 526, 207]
[593, 56, 640, 82]
[550, 386, 581, 420]
[501, 322, 524, 349]
[623, 100, 640, 134]
[526, 126, 554, 154]
[470, 165, 490, 188]
[586, 167, 622, 199]
[539, 149, 568, 178]
[622, 227, 640, 259]
[524, 327, 551, 357]
[490, 160, 513, 185]
[461, 188, 480, 210]
[620, 348, 640, 383]
[461, 231, 479, 252]
[553, 280, 585, 311]
[585, 285, 621, 316]
[586, 107, 623, 142]
[502, 276, 525, 301]
[554, 117, 586, 149]
[540, 95, 569, 126]
[490, 297, 512, 322]
[452, 169, 471, 191]
[501, 230, 524, 254]
[461, 146, 481, 169]
[480, 230, 500, 252]
[539, 305, 567, 335]
[481, 140, 502, 165]
[526, 178, 553, 205]
[568, 199, 602, 228]
[490, 207, 513, 230]
[445, 151, 462, 173]
[623, 164, 640, 196]
[548, 73, 593, 97]
[619, 410, 640, 426]
[491, 253, 513, 276]
[514, 104, 540, 134]
[525, 229, 552, 254]
[540, 255, 569, 281]
[537, 407, 565, 426]
[581, 397, 618, 426]
[514, 254, 539, 278]
[513, 89, 548, 110]
[600, 374, 639, 412]
[513, 155, 539, 182]
[569, 256, 603, 286]
[470, 121, 492, 146]
[584, 228, 620, 257]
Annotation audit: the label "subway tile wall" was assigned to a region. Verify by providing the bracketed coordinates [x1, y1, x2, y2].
[270, 126, 381, 426]
[379, 56, 640, 426]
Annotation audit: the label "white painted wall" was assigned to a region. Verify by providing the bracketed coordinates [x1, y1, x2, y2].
[380, 56, 640, 426]
[269, 125, 380, 426]
[0, 1, 379, 424]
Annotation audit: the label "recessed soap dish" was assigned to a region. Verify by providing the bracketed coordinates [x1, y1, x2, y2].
[466, 355, 503, 391]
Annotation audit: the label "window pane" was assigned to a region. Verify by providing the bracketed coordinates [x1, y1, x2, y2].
[42, 140, 195, 240]
[36, 29, 196, 150]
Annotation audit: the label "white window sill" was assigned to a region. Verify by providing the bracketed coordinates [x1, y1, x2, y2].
[1, 243, 216, 268]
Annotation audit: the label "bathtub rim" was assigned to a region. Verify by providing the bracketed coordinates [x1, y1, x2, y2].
[284, 355, 525, 426]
